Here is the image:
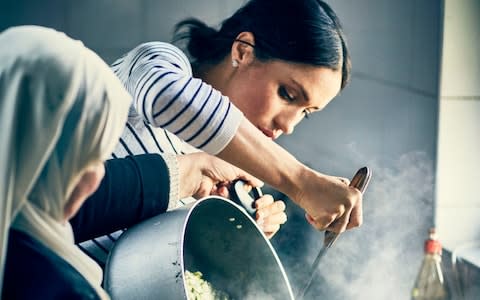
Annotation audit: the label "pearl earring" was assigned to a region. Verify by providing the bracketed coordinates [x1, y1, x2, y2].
[232, 59, 239, 68]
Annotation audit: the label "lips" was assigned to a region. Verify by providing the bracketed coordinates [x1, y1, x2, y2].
[258, 127, 275, 140]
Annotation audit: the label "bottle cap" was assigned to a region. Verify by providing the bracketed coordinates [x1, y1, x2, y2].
[424, 228, 442, 254]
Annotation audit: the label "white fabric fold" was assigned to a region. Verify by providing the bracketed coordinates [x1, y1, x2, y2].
[0, 25, 131, 298]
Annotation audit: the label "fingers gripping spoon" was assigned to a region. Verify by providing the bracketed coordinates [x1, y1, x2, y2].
[296, 167, 372, 299]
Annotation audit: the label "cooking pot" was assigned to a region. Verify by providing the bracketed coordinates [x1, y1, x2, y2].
[104, 196, 294, 299]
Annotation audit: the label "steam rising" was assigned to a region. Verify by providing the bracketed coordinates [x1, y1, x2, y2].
[274, 151, 435, 300]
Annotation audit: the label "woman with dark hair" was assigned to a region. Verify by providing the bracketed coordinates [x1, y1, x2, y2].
[176, 0, 351, 88]
[111, 0, 359, 233]
[84, 0, 360, 261]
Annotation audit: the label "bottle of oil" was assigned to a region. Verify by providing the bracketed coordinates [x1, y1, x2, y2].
[411, 228, 449, 300]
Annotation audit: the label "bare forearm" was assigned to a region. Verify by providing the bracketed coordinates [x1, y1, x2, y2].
[217, 118, 307, 205]
[218, 119, 363, 234]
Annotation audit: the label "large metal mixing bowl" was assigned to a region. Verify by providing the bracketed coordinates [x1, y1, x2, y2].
[104, 196, 294, 299]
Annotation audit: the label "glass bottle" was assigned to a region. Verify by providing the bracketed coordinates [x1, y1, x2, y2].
[411, 228, 449, 300]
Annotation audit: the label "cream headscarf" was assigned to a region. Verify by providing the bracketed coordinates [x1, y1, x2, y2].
[0, 26, 131, 299]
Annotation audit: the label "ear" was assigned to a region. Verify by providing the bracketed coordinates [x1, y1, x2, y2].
[231, 32, 256, 67]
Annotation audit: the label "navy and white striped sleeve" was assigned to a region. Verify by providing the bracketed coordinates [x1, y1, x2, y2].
[112, 42, 244, 155]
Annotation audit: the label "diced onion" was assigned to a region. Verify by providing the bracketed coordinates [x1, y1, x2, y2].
[184, 270, 231, 300]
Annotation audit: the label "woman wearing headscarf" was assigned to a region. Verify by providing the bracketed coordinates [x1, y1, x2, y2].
[0, 25, 132, 299]
[0, 25, 262, 299]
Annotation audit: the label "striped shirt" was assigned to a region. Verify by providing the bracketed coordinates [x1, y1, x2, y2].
[112, 41, 243, 155]
[78, 42, 244, 268]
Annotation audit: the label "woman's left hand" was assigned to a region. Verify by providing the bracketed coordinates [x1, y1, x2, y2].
[254, 195, 287, 239]
[209, 184, 287, 239]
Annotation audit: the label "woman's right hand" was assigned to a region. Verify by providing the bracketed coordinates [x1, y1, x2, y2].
[290, 168, 363, 233]
[217, 119, 363, 234]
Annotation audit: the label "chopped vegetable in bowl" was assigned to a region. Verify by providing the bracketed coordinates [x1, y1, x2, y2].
[184, 270, 231, 300]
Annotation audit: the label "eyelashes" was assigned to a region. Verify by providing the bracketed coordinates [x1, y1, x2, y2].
[278, 86, 294, 102]
[278, 86, 311, 119]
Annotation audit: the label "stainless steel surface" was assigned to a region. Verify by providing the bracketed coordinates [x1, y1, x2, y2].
[104, 197, 294, 300]
[297, 166, 372, 299]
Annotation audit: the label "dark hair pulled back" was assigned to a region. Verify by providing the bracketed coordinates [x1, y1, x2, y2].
[174, 0, 351, 89]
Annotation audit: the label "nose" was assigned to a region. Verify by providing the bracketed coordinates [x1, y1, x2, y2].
[281, 122, 295, 135]
[274, 111, 301, 136]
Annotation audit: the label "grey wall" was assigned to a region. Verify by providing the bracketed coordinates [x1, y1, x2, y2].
[0, 0, 243, 63]
[0, 0, 443, 299]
